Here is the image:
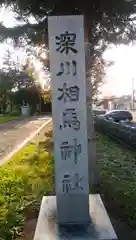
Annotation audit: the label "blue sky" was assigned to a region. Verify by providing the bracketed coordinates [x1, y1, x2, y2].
[0, 6, 136, 97]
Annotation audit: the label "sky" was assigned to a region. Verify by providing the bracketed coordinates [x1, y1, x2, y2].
[0, 7, 27, 66]
[102, 44, 136, 97]
[1, 7, 136, 97]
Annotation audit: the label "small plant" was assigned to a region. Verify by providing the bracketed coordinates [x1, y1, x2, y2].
[45, 129, 53, 138]
[94, 116, 136, 148]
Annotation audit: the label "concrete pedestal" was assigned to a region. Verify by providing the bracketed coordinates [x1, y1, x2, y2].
[34, 194, 117, 240]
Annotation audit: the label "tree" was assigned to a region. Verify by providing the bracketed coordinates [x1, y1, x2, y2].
[0, 1, 135, 100]
[0, 48, 37, 113]
[0, 0, 135, 183]
[0, 1, 136, 48]
[22, 45, 50, 86]
[2, 49, 15, 72]
[0, 71, 14, 113]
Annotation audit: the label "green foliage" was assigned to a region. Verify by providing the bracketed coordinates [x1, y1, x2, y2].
[12, 87, 39, 106]
[0, 72, 14, 113]
[94, 116, 136, 148]
[0, 73, 14, 97]
[0, 0, 136, 92]
[2, 1, 134, 102]
[0, 0, 136, 104]
[42, 90, 52, 103]
[0, 141, 54, 239]
[10, 87, 40, 115]
[0, 115, 21, 124]
[96, 133, 136, 227]
[0, 47, 37, 114]
[1, 122, 136, 240]
[0, 1, 136, 48]
[9, 105, 21, 116]
[90, 57, 107, 100]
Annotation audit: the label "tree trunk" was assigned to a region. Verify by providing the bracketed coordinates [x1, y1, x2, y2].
[2, 91, 7, 114]
[10, 100, 13, 112]
[84, 20, 100, 188]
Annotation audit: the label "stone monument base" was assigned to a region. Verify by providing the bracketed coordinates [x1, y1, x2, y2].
[34, 194, 117, 240]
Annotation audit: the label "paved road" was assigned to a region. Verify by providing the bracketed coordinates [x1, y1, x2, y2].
[0, 116, 51, 165]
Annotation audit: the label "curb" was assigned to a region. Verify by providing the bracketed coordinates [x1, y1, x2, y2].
[0, 118, 52, 166]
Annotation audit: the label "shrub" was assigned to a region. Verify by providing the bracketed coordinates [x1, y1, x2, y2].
[96, 133, 136, 228]
[94, 116, 136, 148]
[0, 142, 54, 239]
[93, 109, 107, 115]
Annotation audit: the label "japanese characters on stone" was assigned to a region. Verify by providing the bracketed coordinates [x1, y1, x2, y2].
[56, 61, 77, 76]
[55, 31, 78, 55]
[60, 108, 80, 131]
[55, 30, 83, 194]
[60, 138, 81, 164]
[61, 173, 83, 194]
[58, 83, 79, 102]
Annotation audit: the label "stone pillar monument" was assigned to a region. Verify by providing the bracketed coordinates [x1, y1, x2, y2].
[34, 15, 117, 240]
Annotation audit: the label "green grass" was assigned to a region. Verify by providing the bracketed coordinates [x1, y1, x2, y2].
[0, 115, 21, 124]
[96, 132, 136, 227]
[1, 125, 136, 239]
[0, 137, 54, 240]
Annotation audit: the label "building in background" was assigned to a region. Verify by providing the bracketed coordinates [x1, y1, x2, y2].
[93, 94, 136, 111]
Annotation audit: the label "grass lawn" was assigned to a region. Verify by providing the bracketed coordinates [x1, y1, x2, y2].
[1, 122, 136, 239]
[0, 115, 21, 124]
[96, 132, 136, 227]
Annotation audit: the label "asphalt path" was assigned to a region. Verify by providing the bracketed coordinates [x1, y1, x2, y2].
[0, 116, 51, 165]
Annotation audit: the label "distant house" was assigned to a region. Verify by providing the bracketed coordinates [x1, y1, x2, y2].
[113, 95, 132, 110]
[97, 95, 135, 111]
[95, 96, 116, 110]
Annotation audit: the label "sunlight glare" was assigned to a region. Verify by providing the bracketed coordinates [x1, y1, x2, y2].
[40, 52, 47, 59]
